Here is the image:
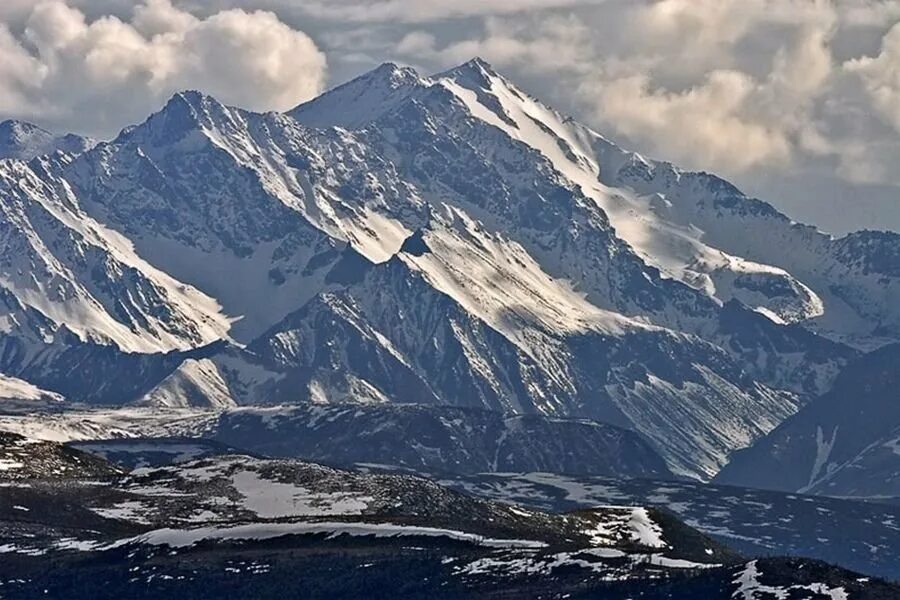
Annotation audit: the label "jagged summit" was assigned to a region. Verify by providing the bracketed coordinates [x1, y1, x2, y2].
[465, 56, 496, 71]
[157, 90, 215, 126]
[363, 61, 422, 83]
[0, 120, 52, 159]
[116, 90, 234, 146]
[311, 61, 423, 98]
[289, 57, 528, 134]
[438, 56, 503, 82]
[168, 89, 216, 111]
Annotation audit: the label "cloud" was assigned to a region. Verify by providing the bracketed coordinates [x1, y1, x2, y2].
[838, 0, 900, 27]
[579, 25, 834, 172]
[380, 0, 900, 192]
[0, 27, 42, 116]
[0, 0, 326, 137]
[0, 0, 41, 25]
[587, 71, 794, 172]
[290, 0, 607, 24]
[393, 15, 595, 75]
[846, 21, 900, 131]
[571, 0, 836, 174]
[1, 0, 898, 232]
[133, 0, 197, 36]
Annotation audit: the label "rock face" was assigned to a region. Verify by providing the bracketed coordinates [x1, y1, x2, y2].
[2, 58, 898, 481]
[715, 343, 900, 500]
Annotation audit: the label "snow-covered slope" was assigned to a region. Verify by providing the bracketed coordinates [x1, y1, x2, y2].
[606, 156, 900, 349]
[62, 92, 427, 341]
[290, 62, 427, 129]
[0, 120, 95, 161]
[0, 373, 63, 403]
[239, 224, 796, 479]
[292, 60, 855, 396]
[293, 60, 818, 329]
[136, 359, 236, 409]
[434, 61, 822, 325]
[0, 156, 232, 355]
[434, 60, 900, 350]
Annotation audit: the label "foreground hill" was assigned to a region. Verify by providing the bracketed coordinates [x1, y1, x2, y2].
[416, 468, 900, 581]
[0, 430, 121, 480]
[63, 434, 900, 580]
[0, 438, 895, 599]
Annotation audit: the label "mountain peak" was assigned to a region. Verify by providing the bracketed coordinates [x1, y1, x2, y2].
[163, 90, 224, 120]
[0, 119, 94, 160]
[441, 57, 502, 82]
[118, 90, 232, 147]
[0, 119, 51, 140]
[367, 61, 421, 83]
[435, 58, 516, 108]
[290, 61, 428, 129]
[0, 120, 52, 160]
[461, 56, 496, 74]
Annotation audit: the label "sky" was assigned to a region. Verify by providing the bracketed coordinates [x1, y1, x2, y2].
[1, 0, 899, 235]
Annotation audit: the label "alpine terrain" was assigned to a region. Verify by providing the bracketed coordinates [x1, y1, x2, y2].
[1, 58, 899, 596]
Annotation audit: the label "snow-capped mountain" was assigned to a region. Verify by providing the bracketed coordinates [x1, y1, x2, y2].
[234, 231, 796, 479]
[291, 60, 859, 395]
[0, 155, 232, 354]
[0, 120, 94, 161]
[294, 59, 900, 350]
[1, 58, 898, 481]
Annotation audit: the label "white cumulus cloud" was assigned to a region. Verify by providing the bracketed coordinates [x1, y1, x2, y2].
[289, 0, 607, 24]
[582, 24, 834, 172]
[0, 0, 326, 137]
[846, 21, 900, 131]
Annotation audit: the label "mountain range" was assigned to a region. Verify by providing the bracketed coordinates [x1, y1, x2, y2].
[1, 59, 899, 492]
